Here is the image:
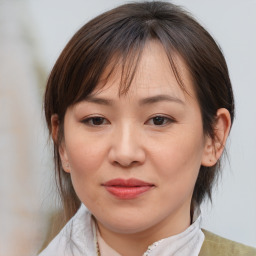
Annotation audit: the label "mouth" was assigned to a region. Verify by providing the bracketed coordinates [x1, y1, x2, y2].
[102, 178, 155, 199]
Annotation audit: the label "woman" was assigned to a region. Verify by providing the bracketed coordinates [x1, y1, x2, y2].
[39, 1, 256, 255]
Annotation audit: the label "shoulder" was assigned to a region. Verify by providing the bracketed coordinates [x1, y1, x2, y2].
[199, 229, 256, 256]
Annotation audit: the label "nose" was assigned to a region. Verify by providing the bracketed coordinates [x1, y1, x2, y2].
[108, 123, 146, 167]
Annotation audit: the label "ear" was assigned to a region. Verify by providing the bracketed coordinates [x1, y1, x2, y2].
[51, 114, 59, 143]
[201, 108, 231, 167]
[51, 114, 70, 173]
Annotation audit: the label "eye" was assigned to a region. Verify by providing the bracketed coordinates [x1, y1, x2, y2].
[82, 116, 109, 126]
[146, 115, 175, 126]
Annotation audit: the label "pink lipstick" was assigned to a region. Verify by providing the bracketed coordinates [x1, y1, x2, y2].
[103, 178, 154, 199]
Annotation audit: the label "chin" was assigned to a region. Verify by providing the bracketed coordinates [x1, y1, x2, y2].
[103, 221, 152, 234]
[96, 211, 159, 235]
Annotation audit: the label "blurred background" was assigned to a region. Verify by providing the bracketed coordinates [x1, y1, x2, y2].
[0, 0, 255, 255]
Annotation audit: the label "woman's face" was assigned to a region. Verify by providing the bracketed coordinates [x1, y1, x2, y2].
[59, 41, 213, 239]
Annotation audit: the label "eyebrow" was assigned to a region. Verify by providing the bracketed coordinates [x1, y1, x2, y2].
[139, 95, 184, 105]
[84, 96, 114, 106]
[84, 94, 184, 106]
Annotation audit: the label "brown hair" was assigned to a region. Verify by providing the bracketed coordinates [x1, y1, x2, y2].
[44, 1, 235, 222]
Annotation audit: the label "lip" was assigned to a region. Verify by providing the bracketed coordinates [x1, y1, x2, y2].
[102, 178, 154, 200]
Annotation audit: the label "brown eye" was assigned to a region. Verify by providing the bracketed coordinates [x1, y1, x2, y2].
[145, 115, 175, 126]
[152, 116, 166, 125]
[82, 116, 109, 126]
[91, 117, 105, 125]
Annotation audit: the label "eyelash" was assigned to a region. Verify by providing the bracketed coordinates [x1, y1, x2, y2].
[81, 115, 175, 127]
[81, 116, 109, 126]
[145, 115, 176, 126]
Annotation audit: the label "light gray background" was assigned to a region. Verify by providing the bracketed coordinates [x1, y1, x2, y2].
[28, 0, 256, 247]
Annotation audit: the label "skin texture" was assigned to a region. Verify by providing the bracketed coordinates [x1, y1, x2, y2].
[53, 41, 231, 256]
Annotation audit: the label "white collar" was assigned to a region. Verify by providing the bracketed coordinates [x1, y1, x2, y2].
[38, 204, 97, 256]
[39, 204, 204, 256]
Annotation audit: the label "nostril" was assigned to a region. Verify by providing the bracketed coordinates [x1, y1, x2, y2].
[113, 159, 139, 168]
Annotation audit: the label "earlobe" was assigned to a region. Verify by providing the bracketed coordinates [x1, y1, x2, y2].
[59, 143, 71, 173]
[51, 114, 71, 173]
[201, 108, 231, 167]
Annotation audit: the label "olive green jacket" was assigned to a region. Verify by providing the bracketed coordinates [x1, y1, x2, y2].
[199, 229, 256, 256]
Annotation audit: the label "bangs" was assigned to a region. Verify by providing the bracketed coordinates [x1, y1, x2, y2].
[60, 17, 188, 111]
[77, 38, 146, 99]
[72, 38, 186, 104]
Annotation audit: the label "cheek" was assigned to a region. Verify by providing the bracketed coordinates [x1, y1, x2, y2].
[64, 136, 108, 207]
[65, 135, 107, 183]
[151, 129, 205, 187]
[150, 138, 203, 211]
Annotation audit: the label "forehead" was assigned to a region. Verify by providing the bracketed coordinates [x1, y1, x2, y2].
[91, 40, 195, 102]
